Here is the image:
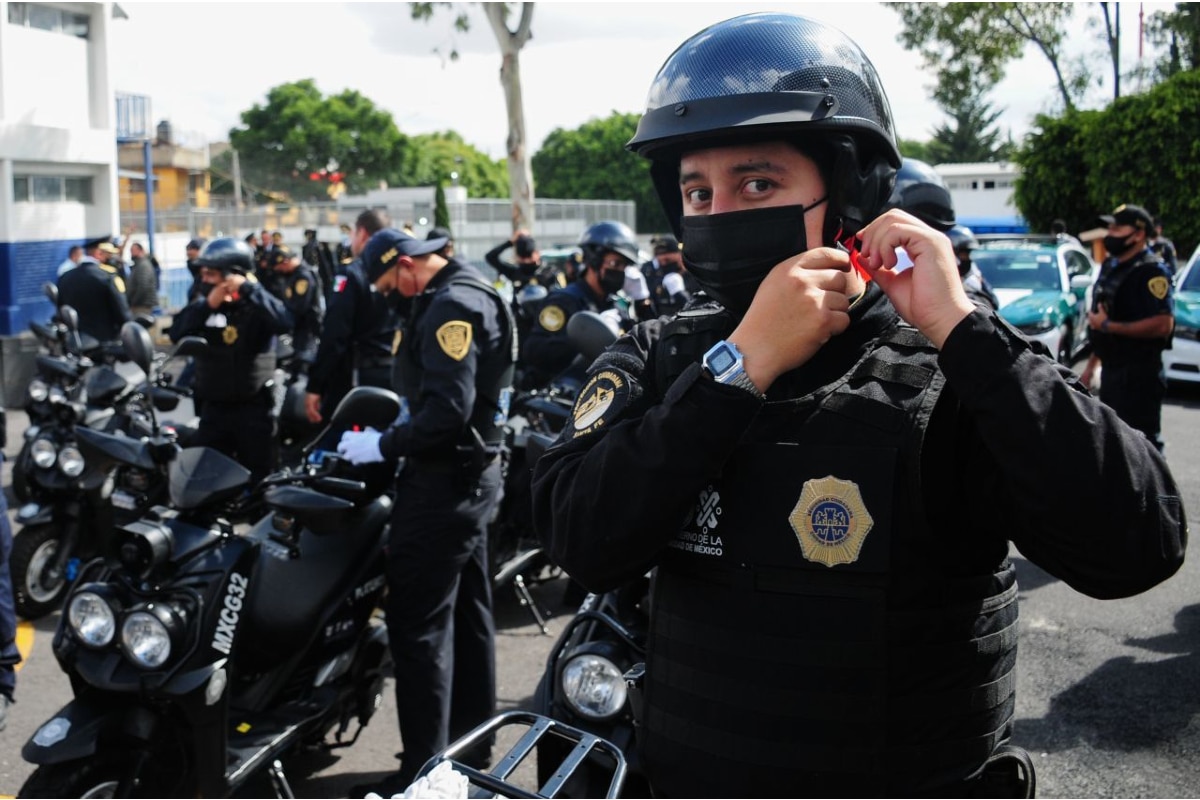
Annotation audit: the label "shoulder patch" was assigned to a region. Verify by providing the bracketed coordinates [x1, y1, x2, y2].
[436, 320, 473, 361]
[294, 278, 308, 296]
[113, 275, 126, 294]
[1148, 275, 1170, 300]
[334, 275, 348, 293]
[570, 369, 632, 439]
[539, 304, 566, 332]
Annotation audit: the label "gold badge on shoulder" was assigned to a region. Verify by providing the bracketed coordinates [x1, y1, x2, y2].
[789, 476, 874, 567]
[295, 278, 308, 296]
[571, 369, 630, 438]
[539, 305, 566, 332]
[1148, 275, 1170, 300]
[436, 320, 473, 361]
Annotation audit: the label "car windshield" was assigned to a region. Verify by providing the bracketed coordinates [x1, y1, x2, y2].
[1181, 265, 1200, 293]
[973, 249, 1061, 291]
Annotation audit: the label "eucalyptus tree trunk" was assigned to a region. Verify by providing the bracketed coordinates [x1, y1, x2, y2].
[484, 3, 536, 232]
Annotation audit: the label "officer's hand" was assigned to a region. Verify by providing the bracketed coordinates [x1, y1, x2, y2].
[598, 308, 624, 337]
[857, 209, 975, 348]
[1087, 306, 1109, 330]
[337, 427, 384, 465]
[304, 392, 323, 424]
[206, 279, 229, 309]
[623, 267, 650, 302]
[729, 247, 855, 391]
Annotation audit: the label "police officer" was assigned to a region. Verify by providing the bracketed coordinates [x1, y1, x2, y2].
[168, 238, 293, 483]
[57, 236, 131, 343]
[1080, 203, 1176, 451]
[532, 13, 1185, 797]
[1149, 215, 1178, 277]
[337, 228, 516, 794]
[301, 228, 336, 302]
[948, 224, 1000, 311]
[0, 409, 18, 732]
[520, 221, 637, 388]
[271, 246, 324, 365]
[642, 234, 698, 318]
[304, 209, 394, 426]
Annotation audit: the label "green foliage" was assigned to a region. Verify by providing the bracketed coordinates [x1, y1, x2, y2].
[434, 182, 450, 229]
[397, 131, 508, 198]
[1013, 69, 1200, 256]
[897, 138, 934, 162]
[532, 112, 667, 233]
[229, 79, 408, 201]
[926, 97, 1014, 163]
[1145, 3, 1200, 79]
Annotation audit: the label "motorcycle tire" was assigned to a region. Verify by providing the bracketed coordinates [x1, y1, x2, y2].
[10, 524, 68, 620]
[20, 758, 127, 798]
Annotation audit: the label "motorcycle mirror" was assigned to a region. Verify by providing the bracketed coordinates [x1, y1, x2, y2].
[567, 310, 618, 363]
[42, 281, 59, 306]
[134, 314, 155, 330]
[120, 320, 155, 374]
[58, 304, 80, 333]
[327, 386, 402, 433]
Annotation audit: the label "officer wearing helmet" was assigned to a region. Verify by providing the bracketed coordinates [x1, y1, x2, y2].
[946, 224, 1000, 311]
[531, 13, 1184, 797]
[271, 246, 325, 365]
[168, 237, 293, 482]
[520, 220, 638, 388]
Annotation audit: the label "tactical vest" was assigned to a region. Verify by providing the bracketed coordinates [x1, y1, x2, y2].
[1091, 250, 1171, 364]
[398, 275, 517, 448]
[643, 306, 1019, 796]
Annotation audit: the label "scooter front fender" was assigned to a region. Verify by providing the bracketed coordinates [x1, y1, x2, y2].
[22, 696, 110, 765]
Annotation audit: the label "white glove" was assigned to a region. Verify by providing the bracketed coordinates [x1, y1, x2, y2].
[598, 307, 624, 337]
[623, 266, 650, 301]
[337, 427, 384, 465]
[661, 271, 686, 296]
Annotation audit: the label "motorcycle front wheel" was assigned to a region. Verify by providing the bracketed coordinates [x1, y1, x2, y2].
[19, 759, 125, 798]
[10, 524, 68, 620]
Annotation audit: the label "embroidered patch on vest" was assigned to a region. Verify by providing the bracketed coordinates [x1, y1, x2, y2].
[436, 320, 472, 361]
[570, 369, 630, 438]
[789, 476, 874, 567]
[539, 305, 566, 332]
[1148, 275, 1170, 300]
[222, 325, 238, 345]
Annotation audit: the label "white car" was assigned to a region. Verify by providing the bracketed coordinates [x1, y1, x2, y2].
[1164, 245, 1200, 383]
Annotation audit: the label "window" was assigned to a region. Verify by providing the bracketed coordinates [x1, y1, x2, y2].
[983, 180, 996, 190]
[13, 174, 94, 203]
[7, 3, 89, 38]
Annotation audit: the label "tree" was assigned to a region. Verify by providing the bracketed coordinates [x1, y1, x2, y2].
[926, 96, 1015, 164]
[434, 182, 451, 229]
[1145, 2, 1200, 80]
[1011, 110, 1100, 234]
[532, 112, 665, 233]
[897, 138, 935, 163]
[411, 2, 536, 232]
[397, 131, 508, 198]
[886, 3, 1087, 113]
[228, 79, 407, 200]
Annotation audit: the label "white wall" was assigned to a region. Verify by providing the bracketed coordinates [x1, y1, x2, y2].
[2, 25, 90, 129]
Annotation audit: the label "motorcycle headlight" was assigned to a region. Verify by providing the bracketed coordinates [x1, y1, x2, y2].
[121, 604, 182, 669]
[27, 378, 49, 403]
[58, 445, 85, 478]
[48, 385, 68, 404]
[68, 591, 117, 647]
[31, 438, 57, 469]
[560, 651, 628, 721]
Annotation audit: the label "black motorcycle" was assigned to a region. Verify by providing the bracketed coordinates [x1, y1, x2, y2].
[9, 323, 195, 619]
[19, 386, 401, 798]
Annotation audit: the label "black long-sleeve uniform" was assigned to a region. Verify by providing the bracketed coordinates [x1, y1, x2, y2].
[57, 258, 131, 343]
[532, 284, 1185, 796]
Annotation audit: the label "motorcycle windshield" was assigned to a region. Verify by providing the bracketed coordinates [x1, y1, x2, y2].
[168, 447, 251, 509]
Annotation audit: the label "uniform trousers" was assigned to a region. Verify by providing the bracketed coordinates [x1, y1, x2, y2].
[386, 459, 500, 783]
[193, 389, 276, 483]
[0, 475, 19, 702]
[1099, 357, 1166, 451]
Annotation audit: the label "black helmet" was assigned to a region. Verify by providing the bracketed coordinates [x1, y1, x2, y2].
[626, 12, 900, 244]
[887, 158, 955, 232]
[946, 224, 979, 253]
[197, 237, 255, 275]
[578, 221, 639, 268]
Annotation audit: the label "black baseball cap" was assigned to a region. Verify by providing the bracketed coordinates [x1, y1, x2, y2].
[653, 235, 680, 254]
[1098, 204, 1154, 232]
[428, 226, 453, 242]
[186, 238, 205, 251]
[362, 228, 449, 283]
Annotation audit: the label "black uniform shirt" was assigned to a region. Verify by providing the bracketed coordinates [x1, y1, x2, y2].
[378, 260, 514, 461]
[1089, 248, 1174, 364]
[57, 258, 132, 343]
[282, 263, 324, 359]
[532, 284, 1185, 598]
[307, 260, 397, 398]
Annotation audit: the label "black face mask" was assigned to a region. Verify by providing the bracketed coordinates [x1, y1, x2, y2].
[957, 254, 972, 278]
[598, 266, 626, 295]
[680, 199, 826, 317]
[1103, 233, 1133, 256]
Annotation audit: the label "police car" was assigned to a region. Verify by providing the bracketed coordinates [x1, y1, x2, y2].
[973, 235, 1098, 364]
[1164, 245, 1200, 383]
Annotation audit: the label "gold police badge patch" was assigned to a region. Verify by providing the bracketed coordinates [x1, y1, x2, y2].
[1148, 275, 1170, 300]
[571, 369, 631, 438]
[436, 321, 473, 361]
[294, 278, 308, 296]
[113, 276, 126, 294]
[222, 325, 239, 345]
[539, 305, 566, 332]
[789, 476, 874, 568]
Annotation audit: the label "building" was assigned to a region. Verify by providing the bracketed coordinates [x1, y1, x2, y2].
[118, 119, 211, 219]
[935, 162, 1027, 234]
[0, 1, 126, 403]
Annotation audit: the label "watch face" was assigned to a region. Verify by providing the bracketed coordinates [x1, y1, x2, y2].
[707, 345, 737, 375]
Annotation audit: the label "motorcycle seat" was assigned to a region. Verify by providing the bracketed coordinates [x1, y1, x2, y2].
[237, 496, 392, 664]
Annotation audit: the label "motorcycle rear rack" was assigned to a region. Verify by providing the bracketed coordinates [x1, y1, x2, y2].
[415, 710, 627, 799]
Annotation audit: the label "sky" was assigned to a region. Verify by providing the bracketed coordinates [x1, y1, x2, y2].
[109, 1, 1174, 160]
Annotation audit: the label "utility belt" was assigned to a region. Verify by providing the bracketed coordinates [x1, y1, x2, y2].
[407, 426, 502, 479]
[356, 352, 393, 371]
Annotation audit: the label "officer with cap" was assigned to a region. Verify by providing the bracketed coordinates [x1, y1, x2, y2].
[304, 209, 395, 427]
[168, 237, 293, 483]
[520, 220, 638, 388]
[57, 236, 132, 343]
[428, 226, 456, 259]
[642, 234, 697, 318]
[532, 13, 1185, 797]
[338, 227, 516, 794]
[1080, 203, 1176, 451]
[271, 246, 324, 365]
